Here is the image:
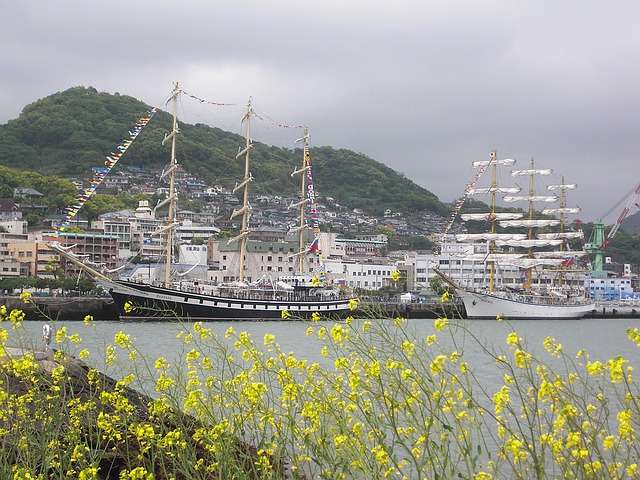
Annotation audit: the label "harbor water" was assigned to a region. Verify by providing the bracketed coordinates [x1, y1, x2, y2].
[14, 317, 640, 388]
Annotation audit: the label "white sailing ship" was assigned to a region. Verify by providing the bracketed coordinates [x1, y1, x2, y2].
[438, 151, 595, 320]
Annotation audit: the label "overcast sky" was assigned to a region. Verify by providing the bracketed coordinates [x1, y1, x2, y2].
[1, 0, 639, 220]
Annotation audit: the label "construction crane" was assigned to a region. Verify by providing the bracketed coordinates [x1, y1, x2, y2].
[585, 182, 640, 277]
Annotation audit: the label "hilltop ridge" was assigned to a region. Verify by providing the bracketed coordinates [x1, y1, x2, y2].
[0, 87, 447, 217]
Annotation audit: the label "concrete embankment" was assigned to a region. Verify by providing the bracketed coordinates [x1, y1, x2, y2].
[586, 304, 640, 318]
[0, 296, 118, 321]
[366, 302, 465, 319]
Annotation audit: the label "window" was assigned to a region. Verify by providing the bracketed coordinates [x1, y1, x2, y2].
[278, 256, 283, 262]
[222, 255, 227, 260]
[417, 268, 426, 274]
[268, 256, 272, 261]
[278, 266, 283, 272]
[267, 266, 272, 271]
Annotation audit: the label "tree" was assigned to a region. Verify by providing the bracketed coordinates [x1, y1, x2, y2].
[429, 277, 448, 296]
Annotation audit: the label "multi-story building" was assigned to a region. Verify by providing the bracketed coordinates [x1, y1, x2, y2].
[406, 242, 586, 292]
[324, 259, 397, 290]
[0, 199, 22, 221]
[0, 219, 28, 235]
[336, 237, 386, 257]
[585, 268, 639, 300]
[176, 220, 220, 244]
[46, 231, 118, 276]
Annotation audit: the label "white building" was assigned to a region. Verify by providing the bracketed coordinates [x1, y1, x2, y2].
[324, 259, 397, 290]
[407, 242, 586, 292]
[179, 244, 208, 265]
[176, 220, 220, 243]
[0, 220, 28, 235]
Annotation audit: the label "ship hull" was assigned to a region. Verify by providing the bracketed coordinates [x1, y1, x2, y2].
[458, 289, 596, 320]
[106, 280, 352, 321]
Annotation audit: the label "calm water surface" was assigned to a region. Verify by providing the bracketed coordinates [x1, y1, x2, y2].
[15, 317, 640, 384]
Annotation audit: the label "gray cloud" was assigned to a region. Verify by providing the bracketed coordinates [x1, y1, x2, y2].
[1, 0, 639, 220]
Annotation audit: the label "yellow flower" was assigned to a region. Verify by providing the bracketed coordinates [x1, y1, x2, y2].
[492, 385, 511, 414]
[55, 326, 67, 344]
[334, 434, 348, 449]
[514, 349, 531, 369]
[429, 354, 447, 375]
[263, 333, 276, 346]
[371, 445, 390, 466]
[186, 349, 200, 362]
[434, 317, 448, 331]
[506, 331, 520, 347]
[617, 409, 634, 440]
[281, 309, 290, 319]
[78, 466, 99, 480]
[114, 331, 132, 349]
[496, 314, 503, 322]
[78, 349, 90, 361]
[426, 334, 437, 346]
[474, 472, 492, 480]
[627, 327, 640, 347]
[543, 336, 562, 357]
[311, 311, 321, 322]
[348, 298, 359, 311]
[154, 357, 168, 371]
[83, 314, 93, 326]
[627, 464, 638, 477]
[123, 301, 134, 313]
[390, 269, 401, 282]
[440, 290, 450, 303]
[19, 291, 32, 303]
[124, 466, 153, 480]
[311, 276, 321, 286]
[401, 340, 415, 358]
[225, 326, 235, 338]
[586, 360, 604, 376]
[603, 435, 615, 450]
[607, 356, 626, 383]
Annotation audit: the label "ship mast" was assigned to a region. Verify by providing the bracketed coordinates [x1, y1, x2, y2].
[559, 175, 567, 242]
[489, 150, 497, 294]
[228, 99, 254, 282]
[162, 81, 181, 287]
[525, 158, 535, 289]
[290, 128, 311, 274]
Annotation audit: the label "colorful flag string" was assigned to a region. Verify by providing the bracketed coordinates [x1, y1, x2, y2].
[436, 162, 489, 251]
[181, 90, 238, 107]
[60, 108, 157, 227]
[254, 111, 307, 130]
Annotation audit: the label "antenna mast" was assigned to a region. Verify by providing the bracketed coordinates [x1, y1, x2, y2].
[228, 99, 254, 282]
[162, 81, 181, 287]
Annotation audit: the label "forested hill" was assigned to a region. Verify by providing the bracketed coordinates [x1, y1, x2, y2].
[0, 87, 447, 216]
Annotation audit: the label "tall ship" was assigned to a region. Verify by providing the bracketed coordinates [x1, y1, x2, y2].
[52, 83, 354, 320]
[437, 151, 595, 319]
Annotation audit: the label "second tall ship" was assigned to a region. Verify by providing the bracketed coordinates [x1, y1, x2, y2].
[438, 151, 595, 319]
[53, 83, 354, 320]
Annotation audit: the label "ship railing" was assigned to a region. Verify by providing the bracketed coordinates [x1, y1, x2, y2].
[489, 289, 590, 306]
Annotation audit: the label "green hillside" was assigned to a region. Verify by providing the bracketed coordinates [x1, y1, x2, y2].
[0, 87, 447, 216]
